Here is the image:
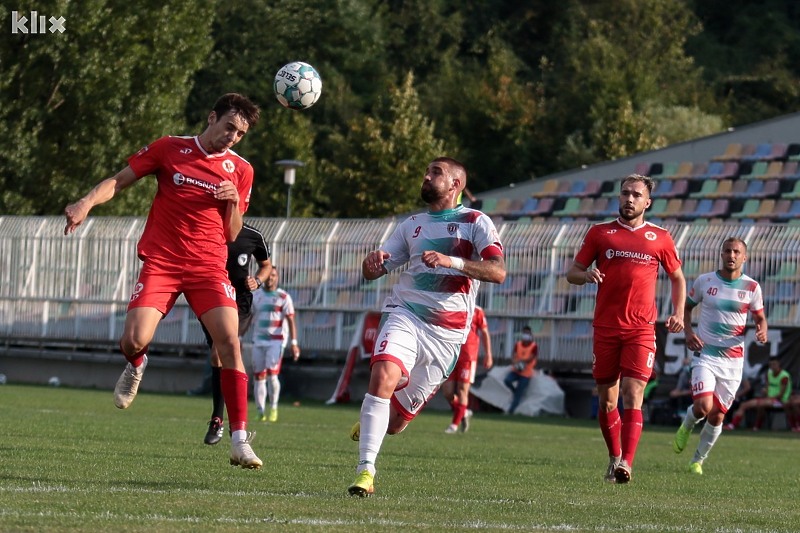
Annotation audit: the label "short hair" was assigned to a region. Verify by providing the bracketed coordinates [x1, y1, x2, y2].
[212, 93, 260, 127]
[722, 237, 747, 252]
[522, 325, 532, 333]
[621, 174, 654, 195]
[432, 157, 467, 184]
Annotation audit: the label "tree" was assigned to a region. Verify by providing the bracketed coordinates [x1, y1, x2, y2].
[0, 0, 215, 215]
[320, 72, 449, 218]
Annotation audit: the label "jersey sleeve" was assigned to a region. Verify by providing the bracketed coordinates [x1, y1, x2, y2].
[659, 232, 682, 274]
[237, 166, 254, 214]
[283, 292, 295, 317]
[750, 282, 765, 314]
[380, 219, 412, 272]
[573, 226, 599, 268]
[473, 213, 504, 259]
[127, 136, 170, 179]
[687, 276, 704, 306]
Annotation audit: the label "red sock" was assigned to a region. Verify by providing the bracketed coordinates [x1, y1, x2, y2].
[120, 342, 147, 367]
[452, 402, 467, 426]
[621, 409, 643, 466]
[730, 414, 742, 428]
[221, 369, 249, 432]
[598, 408, 622, 458]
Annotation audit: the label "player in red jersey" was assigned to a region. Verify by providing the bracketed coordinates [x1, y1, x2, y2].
[566, 174, 686, 484]
[441, 305, 493, 433]
[64, 93, 264, 469]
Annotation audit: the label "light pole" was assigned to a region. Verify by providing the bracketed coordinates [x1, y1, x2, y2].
[276, 159, 305, 218]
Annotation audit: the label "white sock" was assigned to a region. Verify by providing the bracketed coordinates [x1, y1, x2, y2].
[231, 429, 247, 444]
[358, 393, 390, 476]
[682, 407, 702, 430]
[693, 422, 723, 463]
[254, 379, 267, 414]
[267, 375, 280, 409]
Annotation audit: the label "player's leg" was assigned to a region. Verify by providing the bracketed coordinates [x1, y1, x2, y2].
[114, 306, 163, 409]
[592, 329, 623, 481]
[675, 363, 712, 453]
[452, 379, 471, 432]
[251, 345, 269, 420]
[264, 343, 283, 422]
[688, 372, 737, 474]
[204, 347, 226, 445]
[201, 305, 261, 469]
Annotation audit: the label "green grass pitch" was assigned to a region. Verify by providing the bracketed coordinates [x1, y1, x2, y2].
[1, 384, 798, 532]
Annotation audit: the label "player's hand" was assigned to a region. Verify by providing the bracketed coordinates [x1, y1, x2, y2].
[484, 355, 493, 370]
[666, 314, 684, 333]
[64, 200, 90, 235]
[244, 275, 258, 291]
[421, 250, 450, 269]
[364, 250, 390, 275]
[756, 325, 768, 343]
[685, 331, 703, 352]
[291, 345, 300, 361]
[214, 180, 240, 204]
[583, 268, 605, 284]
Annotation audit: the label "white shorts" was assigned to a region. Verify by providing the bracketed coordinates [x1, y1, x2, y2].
[372, 311, 460, 420]
[252, 342, 284, 376]
[691, 357, 743, 413]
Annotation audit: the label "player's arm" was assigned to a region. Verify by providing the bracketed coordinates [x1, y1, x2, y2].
[683, 300, 703, 352]
[64, 166, 138, 235]
[362, 250, 391, 280]
[665, 267, 686, 333]
[286, 314, 300, 360]
[753, 310, 768, 344]
[479, 325, 493, 369]
[566, 261, 604, 285]
[421, 252, 506, 284]
[246, 258, 272, 291]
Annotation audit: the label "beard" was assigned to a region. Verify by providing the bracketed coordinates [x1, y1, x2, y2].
[618, 205, 643, 221]
[420, 183, 444, 204]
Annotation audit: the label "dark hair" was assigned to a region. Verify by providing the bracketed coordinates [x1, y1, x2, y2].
[722, 237, 747, 252]
[432, 157, 468, 181]
[212, 93, 260, 127]
[621, 174, 654, 195]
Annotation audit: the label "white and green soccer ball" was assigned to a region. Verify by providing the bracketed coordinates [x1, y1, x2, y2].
[274, 61, 322, 110]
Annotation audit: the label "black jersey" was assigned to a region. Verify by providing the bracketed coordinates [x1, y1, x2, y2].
[226, 223, 271, 312]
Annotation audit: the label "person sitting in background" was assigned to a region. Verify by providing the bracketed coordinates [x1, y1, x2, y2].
[725, 357, 791, 430]
[503, 326, 538, 414]
[669, 355, 693, 416]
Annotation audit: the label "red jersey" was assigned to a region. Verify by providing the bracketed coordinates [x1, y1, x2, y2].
[574, 219, 681, 330]
[459, 306, 487, 363]
[127, 135, 253, 268]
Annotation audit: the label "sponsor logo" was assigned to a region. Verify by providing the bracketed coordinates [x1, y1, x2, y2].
[605, 249, 653, 262]
[180, 148, 192, 154]
[607, 229, 617, 234]
[10, 10, 66, 34]
[173, 172, 217, 192]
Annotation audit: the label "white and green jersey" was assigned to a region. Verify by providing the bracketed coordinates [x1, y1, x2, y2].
[688, 271, 764, 368]
[379, 205, 503, 344]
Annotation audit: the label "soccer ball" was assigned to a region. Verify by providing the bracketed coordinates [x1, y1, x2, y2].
[274, 61, 322, 110]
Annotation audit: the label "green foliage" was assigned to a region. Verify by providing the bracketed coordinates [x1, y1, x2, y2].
[321, 72, 449, 218]
[0, 0, 214, 215]
[3, 384, 800, 532]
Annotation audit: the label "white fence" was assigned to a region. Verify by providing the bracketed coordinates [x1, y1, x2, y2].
[1, 216, 798, 369]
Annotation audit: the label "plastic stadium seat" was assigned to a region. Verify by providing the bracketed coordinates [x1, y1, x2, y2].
[728, 179, 749, 198]
[648, 198, 668, 217]
[787, 143, 800, 162]
[601, 179, 621, 198]
[739, 161, 769, 180]
[702, 161, 725, 179]
[717, 161, 740, 180]
[651, 161, 679, 180]
[652, 179, 673, 197]
[662, 198, 684, 217]
[784, 180, 800, 199]
[676, 199, 698, 219]
[529, 197, 555, 217]
[708, 179, 733, 198]
[742, 143, 773, 161]
[757, 180, 780, 198]
[712, 143, 743, 161]
[518, 197, 538, 215]
[633, 162, 651, 175]
[707, 199, 730, 218]
[779, 161, 799, 179]
[742, 180, 765, 198]
[690, 180, 717, 198]
[731, 199, 760, 218]
[671, 161, 696, 180]
[766, 143, 788, 161]
[757, 161, 784, 180]
[582, 180, 603, 197]
[553, 197, 581, 217]
[532, 179, 558, 198]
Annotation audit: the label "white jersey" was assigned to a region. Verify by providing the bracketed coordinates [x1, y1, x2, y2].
[251, 287, 295, 346]
[688, 271, 764, 370]
[379, 205, 503, 343]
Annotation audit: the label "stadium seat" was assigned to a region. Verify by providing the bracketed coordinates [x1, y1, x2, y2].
[601, 179, 621, 198]
[651, 161, 679, 180]
[532, 179, 558, 198]
[758, 180, 781, 198]
[648, 198, 668, 217]
[480, 197, 498, 213]
[583, 179, 603, 197]
[701, 161, 725, 179]
[553, 197, 581, 217]
[671, 161, 696, 180]
[689, 162, 709, 179]
[731, 199, 760, 218]
[766, 143, 788, 161]
[529, 197, 555, 217]
[728, 179, 749, 198]
[652, 179, 673, 197]
[633, 162, 651, 175]
[742, 143, 773, 161]
[757, 161, 784, 179]
[718, 161, 741, 180]
[676, 198, 698, 219]
[554, 181, 573, 197]
[690, 180, 717, 198]
[754, 199, 777, 219]
[707, 199, 730, 218]
[784, 180, 800, 199]
[787, 143, 800, 161]
[739, 161, 769, 180]
[601, 198, 620, 218]
[518, 197, 538, 215]
[780, 161, 800, 179]
[707, 179, 733, 198]
[712, 143, 743, 161]
[662, 198, 684, 217]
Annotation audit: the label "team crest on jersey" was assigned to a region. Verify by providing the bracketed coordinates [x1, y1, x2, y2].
[738, 290, 746, 300]
[447, 223, 458, 235]
[222, 160, 235, 173]
[644, 231, 657, 241]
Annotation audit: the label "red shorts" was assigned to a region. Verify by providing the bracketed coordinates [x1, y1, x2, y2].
[592, 326, 656, 384]
[127, 260, 237, 318]
[448, 356, 477, 384]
